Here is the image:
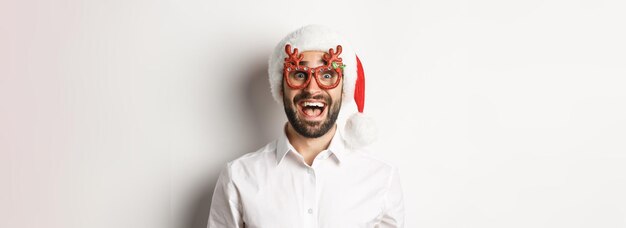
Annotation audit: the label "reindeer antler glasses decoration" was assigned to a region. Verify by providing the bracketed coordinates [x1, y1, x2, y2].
[283, 44, 345, 90]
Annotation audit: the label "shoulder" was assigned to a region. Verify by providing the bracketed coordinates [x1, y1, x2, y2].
[221, 140, 277, 179]
[349, 147, 399, 174]
[341, 147, 401, 186]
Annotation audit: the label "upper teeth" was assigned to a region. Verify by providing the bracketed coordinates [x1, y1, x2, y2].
[303, 102, 324, 107]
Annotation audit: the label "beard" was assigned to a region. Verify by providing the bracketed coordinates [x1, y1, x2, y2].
[283, 90, 341, 138]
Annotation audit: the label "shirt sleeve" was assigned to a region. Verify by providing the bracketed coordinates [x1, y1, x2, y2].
[207, 163, 244, 228]
[378, 167, 405, 228]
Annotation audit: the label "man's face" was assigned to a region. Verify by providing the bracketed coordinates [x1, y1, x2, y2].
[282, 51, 343, 138]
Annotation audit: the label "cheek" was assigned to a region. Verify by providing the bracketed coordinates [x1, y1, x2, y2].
[330, 88, 343, 102]
[282, 87, 297, 103]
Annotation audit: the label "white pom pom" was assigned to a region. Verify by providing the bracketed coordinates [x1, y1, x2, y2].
[343, 112, 378, 148]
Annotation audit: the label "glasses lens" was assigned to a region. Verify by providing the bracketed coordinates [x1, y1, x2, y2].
[317, 69, 339, 87]
[288, 70, 309, 87]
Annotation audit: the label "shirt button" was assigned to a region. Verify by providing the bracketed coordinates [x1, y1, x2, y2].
[307, 169, 313, 174]
[307, 208, 313, 214]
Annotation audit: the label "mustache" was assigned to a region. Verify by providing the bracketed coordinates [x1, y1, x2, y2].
[293, 91, 331, 104]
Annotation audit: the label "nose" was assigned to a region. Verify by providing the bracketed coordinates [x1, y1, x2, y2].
[304, 72, 322, 94]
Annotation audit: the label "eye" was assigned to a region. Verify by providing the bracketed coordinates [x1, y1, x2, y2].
[322, 73, 333, 79]
[295, 72, 306, 79]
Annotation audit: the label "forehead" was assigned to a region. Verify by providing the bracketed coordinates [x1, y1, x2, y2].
[299, 51, 326, 66]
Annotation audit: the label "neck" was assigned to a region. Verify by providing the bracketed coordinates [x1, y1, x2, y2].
[285, 123, 337, 166]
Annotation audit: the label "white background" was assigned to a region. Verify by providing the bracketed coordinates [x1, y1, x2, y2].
[1, 0, 625, 227]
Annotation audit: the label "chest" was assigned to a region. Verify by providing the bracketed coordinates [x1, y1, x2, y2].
[236, 164, 388, 228]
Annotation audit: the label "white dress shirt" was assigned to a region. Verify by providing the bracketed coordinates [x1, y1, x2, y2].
[207, 127, 404, 228]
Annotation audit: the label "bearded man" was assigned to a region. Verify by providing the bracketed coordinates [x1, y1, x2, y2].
[208, 24, 404, 228]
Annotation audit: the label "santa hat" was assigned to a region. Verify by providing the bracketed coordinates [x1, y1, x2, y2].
[267, 24, 377, 148]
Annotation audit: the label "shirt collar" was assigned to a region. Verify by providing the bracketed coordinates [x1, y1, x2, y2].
[275, 129, 293, 165]
[275, 125, 348, 165]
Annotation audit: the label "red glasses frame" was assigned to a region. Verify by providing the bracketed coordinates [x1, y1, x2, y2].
[282, 44, 344, 90]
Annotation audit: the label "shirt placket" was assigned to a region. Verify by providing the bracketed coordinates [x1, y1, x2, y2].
[303, 164, 318, 228]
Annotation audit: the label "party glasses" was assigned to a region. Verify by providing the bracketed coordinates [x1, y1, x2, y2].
[282, 44, 344, 90]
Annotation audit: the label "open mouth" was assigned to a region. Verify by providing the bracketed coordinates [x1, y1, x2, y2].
[297, 100, 327, 119]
